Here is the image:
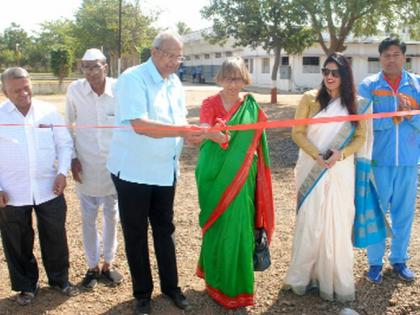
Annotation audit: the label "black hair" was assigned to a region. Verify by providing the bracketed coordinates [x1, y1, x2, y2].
[378, 37, 406, 55]
[316, 52, 358, 126]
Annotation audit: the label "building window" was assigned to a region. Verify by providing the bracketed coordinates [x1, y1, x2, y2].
[368, 57, 380, 73]
[281, 56, 289, 65]
[262, 58, 270, 74]
[244, 58, 254, 74]
[302, 57, 319, 73]
[194, 55, 200, 60]
[185, 56, 191, 61]
[225, 51, 232, 57]
[204, 54, 210, 59]
[215, 52, 222, 58]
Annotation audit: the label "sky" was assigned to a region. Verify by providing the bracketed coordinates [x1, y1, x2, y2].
[0, 0, 211, 34]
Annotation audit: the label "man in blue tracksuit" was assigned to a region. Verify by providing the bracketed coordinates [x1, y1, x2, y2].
[359, 37, 420, 284]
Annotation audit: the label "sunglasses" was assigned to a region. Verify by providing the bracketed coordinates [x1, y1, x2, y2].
[321, 68, 340, 78]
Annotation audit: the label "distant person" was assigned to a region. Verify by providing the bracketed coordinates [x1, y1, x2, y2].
[178, 66, 184, 81]
[192, 67, 197, 83]
[195, 57, 274, 309]
[66, 48, 123, 289]
[107, 31, 203, 315]
[285, 53, 367, 302]
[196, 66, 202, 83]
[0, 67, 78, 306]
[359, 37, 420, 284]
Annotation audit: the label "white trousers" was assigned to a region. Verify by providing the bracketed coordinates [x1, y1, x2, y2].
[77, 191, 119, 269]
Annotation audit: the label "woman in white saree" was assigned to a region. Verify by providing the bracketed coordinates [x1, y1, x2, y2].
[285, 53, 367, 302]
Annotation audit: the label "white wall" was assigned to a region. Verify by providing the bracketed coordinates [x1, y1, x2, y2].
[182, 32, 420, 91]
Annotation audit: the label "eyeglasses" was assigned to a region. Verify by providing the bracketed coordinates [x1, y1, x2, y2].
[157, 48, 186, 63]
[321, 68, 340, 78]
[81, 64, 106, 74]
[224, 77, 244, 84]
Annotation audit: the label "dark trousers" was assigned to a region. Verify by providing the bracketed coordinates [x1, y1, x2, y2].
[0, 195, 69, 293]
[111, 174, 179, 300]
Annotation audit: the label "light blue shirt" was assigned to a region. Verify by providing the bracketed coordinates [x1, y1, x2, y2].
[107, 58, 187, 186]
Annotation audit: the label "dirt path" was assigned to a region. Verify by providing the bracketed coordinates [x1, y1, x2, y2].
[0, 88, 418, 315]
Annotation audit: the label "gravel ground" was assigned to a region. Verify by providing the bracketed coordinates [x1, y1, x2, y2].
[0, 90, 419, 315]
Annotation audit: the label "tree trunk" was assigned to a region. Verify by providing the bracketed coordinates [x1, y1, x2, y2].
[270, 46, 281, 104]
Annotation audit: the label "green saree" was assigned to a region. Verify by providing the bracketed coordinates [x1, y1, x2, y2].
[195, 94, 274, 309]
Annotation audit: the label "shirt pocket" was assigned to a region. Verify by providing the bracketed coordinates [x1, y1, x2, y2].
[105, 113, 116, 126]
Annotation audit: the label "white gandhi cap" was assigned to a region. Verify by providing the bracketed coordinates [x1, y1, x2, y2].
[82, 48, 106, 61]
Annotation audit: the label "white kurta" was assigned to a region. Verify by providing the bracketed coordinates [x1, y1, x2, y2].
[65, 78, 117, 196]
[285, 98, 356, 302]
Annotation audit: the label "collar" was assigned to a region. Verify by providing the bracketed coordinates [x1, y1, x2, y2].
[82, 77, 114, 97]
[146, 58, 176, 85]
[378, 70, 410, 91]
[3, 100, 16, 113]
[2, 99, 33, 116]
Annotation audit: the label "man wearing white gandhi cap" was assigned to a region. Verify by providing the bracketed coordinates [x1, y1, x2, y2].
[65, 48, 123, 288]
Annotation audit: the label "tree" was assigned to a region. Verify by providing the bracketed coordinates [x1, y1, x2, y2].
[202, 0, 315, 103]
[29, 19, 77, 71]
[50, 46, 74, 84]
[73, 0, 157, 76]
[2, 23, 29, 51]
[296, 0, 420, 55]
[0, 23, 29, 68]
[399, 0, 420, 40]
[176, 21, 192, 35]
[0, 50, 16, 69]
[140, 47, 151, 63]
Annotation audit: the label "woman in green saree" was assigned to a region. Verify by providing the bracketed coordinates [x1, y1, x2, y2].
[195, 57, 274, 309]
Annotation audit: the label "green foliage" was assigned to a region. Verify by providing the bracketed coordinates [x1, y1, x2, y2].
[201, 0, 315, 81]
[0, 49, 17, 68]
[296, 0, 420, 54]
[0, 23, 29, 67]
[0, 1, 157, 72]
[73, 0, 157, 74]
[398, 0, 420, 40]
[2, 23, 29, 51]
[29, 19, 77, 71]
[140, 47, 151, 63]
[50, 46, 74, 83]
[176, 22, 192, 35]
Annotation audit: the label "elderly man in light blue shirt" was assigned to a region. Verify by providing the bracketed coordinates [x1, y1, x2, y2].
[107, 31, 202, 315]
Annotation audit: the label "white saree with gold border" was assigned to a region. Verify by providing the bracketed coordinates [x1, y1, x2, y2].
[285, 97, 356, 302]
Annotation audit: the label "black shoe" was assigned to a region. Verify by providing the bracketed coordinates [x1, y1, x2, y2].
[134, 298, 151, 315]
[82, 269, 101, 289]
[165, 290, 191, 311]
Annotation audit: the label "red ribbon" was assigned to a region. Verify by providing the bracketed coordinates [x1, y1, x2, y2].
[1, 110, 419, 132]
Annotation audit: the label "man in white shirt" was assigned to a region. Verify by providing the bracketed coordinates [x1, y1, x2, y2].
[66, 48, 122, 289]
[0, 67, 78, 305]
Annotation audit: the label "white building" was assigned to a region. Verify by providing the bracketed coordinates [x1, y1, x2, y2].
[182, 29, 420, 92]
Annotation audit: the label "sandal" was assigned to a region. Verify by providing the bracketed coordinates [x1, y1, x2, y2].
[16, 284, 39, 306]
[52, 282, 79, 296]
